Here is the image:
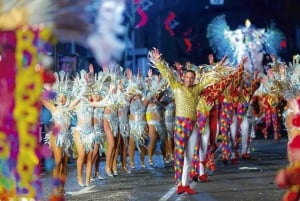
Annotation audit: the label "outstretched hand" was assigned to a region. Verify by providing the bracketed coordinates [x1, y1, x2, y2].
[148, 68, 153, 78]
[149, 48, 162, 62]
[126, 69, 133, 79]
[89, 64, 94, 73]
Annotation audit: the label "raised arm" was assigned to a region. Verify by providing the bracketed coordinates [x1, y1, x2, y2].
[68, 97, 81, 109]
[148, 48, 179, 89]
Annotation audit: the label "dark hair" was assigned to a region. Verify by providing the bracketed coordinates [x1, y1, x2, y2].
[185, 69, 196, 77]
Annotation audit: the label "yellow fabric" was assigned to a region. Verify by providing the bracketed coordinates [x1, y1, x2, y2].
[196, 97, 213, 116]
[14, 28, 42, 198]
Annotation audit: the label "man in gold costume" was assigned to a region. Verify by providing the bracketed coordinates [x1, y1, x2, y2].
[148, 48, 224, 195]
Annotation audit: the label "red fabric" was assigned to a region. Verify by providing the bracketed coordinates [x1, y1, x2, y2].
[289, 135, 300, 150]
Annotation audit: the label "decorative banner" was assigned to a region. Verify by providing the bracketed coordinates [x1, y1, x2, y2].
[183, 28, 193, 52]
[135, 7, 148, 28]
[183, 38, 192, 52]
[164, 11, 179, 37]
[134, 0, 153, 28]
[0, 27, 52, 200]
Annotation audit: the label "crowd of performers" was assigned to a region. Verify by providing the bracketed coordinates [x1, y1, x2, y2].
[42, 48, 300, 198]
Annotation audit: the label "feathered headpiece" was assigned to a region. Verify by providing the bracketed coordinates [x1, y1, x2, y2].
[94, 71, 112, 97]
[126, 76, 144, 97]
[52, 71, 73, 96]
[71, 69, 95, 98]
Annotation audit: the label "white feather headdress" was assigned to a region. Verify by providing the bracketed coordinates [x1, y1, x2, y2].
[52, 70, 73, 96]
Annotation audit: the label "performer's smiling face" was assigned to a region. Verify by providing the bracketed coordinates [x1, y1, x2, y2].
[183, 70, 195, 87]
[57, 93, 67, 105]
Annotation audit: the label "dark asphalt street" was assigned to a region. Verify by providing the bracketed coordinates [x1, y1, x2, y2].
[41, 138, 288, 201]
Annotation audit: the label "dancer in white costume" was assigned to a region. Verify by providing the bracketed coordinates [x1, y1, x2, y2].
[146, 72, 168, 166]
[127, 76, 148, 169]
[117, 78, 131, 172]
[161, 87, 175, 163]
[69, 69, 97, 187]
[41, 71, 73, 195]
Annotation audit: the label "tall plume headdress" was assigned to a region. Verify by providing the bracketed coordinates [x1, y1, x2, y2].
[52, 70, 73, 98]
[94, 71, 112, 97]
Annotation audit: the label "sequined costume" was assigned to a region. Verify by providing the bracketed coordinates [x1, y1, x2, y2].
[162, 88, 176, 139]
[101, 93, 119, 137]
[73, 99, 95, 153]
[45, 105, 73, 156]
[129, 98, 147, 148]
[117, 89, 130, 140]
[235, 77, 260, 157]
[150, 57, 221, 186]
[146, 102, 166, 140]
[93, 106, 106, 155]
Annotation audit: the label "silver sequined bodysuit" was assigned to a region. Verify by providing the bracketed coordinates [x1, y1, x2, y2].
[102, 93, 119, 137]
[93, 106, 105, 154]
[117, 90, 130, 139]
[118, 105, 130, 139]
[162, 88, 175, 138]
[46, 105, 73, 156]
[74, 99, 95, 153]
[164, 102, 175, 138]
[129, 98, 147, 146]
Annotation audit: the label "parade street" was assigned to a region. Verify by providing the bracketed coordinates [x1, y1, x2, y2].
[41, 137, 287, 201]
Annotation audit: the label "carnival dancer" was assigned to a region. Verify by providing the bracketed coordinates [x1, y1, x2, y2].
[90, 77, 120, 177]
[253, 65, 281, 140]
[191, 56, 240, 181]
[161, 87, 176, 163]
[148, 48, 221, 195]
[145, 71, 168, 166]
[117, 77, 131, 172]
[218, 57, 246, 164]
[90, 71, 110, 181]
[235, 72, 260, 160]
[127, 70, 149, 169]
[90, 90, 105, 180]
[69, 69, 96, 187]
[41, 71, 73, 195]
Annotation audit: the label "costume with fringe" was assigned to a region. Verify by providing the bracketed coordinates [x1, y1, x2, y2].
[73, 99, 95, 153]
[161, 88, 175, 139]
[45, 105, 73, 156]
[129, 97, 147, 148]
[117, 89, 130, 140]
[93, 106, 106, 155]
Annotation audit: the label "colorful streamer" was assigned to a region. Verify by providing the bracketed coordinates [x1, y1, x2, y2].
[135, 7, 148, 28]
[164, 12, 179, 37]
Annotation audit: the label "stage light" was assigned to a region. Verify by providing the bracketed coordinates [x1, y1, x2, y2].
[210, 0, 224, 5]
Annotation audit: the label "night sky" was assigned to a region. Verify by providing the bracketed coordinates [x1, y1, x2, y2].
[131, 0, 300, 65]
